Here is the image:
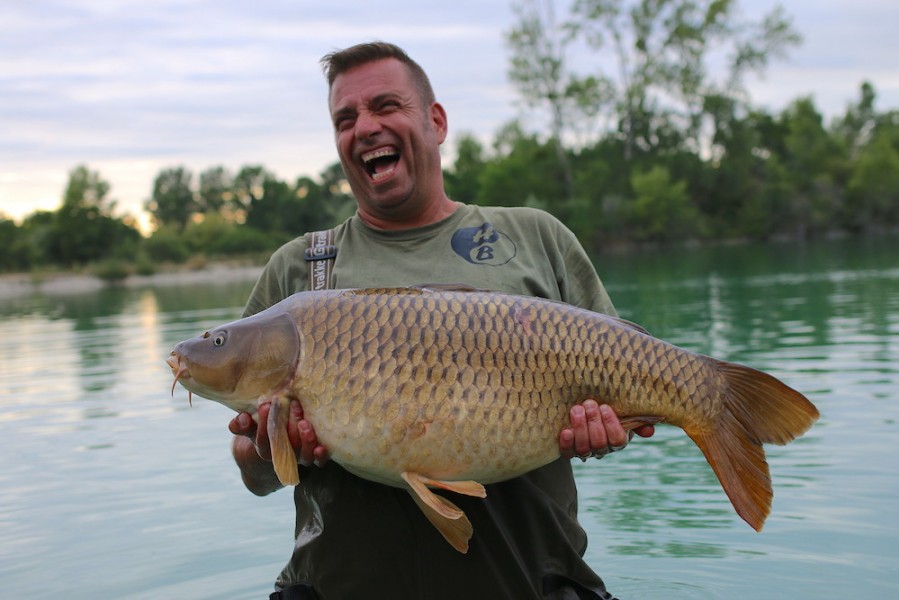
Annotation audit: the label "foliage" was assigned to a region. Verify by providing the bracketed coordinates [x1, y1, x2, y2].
[628, 165, 699, 241]
[39, 165, 143, 267]
[146, 166, 196, 231]
[4, 11, 899, 276]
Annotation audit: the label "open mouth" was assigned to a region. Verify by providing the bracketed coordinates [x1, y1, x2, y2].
[362, 147, 400, 182]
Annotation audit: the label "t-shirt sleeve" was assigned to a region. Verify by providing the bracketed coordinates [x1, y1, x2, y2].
[558, 236, 618, 317]
[242, 237, 309, 317]
[531, 212, 616, 317]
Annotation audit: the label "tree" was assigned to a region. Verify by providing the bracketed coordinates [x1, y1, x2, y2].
[232, 165, 270, 223]
[628, 165, 699, 241]
[476, 121, 568, 211]
[561, 0, 801, 159]
[44, 165, 141, 265]
[506, 0, 610, 199]
[444, 133, 487, 204]
[198, 166, 233, 215]
[147, 166, 197, 231]
[779, 97, 846, 234]
[846, 128, 899, 228]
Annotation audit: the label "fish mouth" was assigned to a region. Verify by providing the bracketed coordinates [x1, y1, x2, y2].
[167, 352, 194, 406]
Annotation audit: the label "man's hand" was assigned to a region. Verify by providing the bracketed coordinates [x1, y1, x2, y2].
[228, 400, 329, 495]
[559, 399, 655, 461]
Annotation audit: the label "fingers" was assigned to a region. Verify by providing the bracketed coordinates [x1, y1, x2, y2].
[228, 411, 256, 436]
[563, 400, 633, 462]
[290, 400, 329, 467]
[229, 401, 329, 467]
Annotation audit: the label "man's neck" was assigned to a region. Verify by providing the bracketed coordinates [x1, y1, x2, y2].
[357, 197, 460, 231]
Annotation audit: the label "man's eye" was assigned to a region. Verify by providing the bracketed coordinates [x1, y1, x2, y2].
[335, 116, 354, 131]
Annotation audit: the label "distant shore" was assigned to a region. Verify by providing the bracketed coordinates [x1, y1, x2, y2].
[0, 262, 264, 300]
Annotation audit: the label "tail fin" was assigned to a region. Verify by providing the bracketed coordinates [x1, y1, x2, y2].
[686, 360, 819, 531]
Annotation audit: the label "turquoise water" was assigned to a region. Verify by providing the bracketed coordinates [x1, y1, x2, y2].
[1, 237, 897, 598]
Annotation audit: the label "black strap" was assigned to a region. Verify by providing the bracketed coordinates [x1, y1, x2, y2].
[304, 229, 337, 291]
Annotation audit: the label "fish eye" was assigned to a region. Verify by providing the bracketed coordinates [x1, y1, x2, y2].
[213, 332, 227, 347]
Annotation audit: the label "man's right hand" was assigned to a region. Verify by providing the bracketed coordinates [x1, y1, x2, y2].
[228, 400, 329, 495]
[229, 400, 330, 466]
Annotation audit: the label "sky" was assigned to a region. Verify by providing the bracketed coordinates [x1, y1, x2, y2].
[2, 0, 898, 232]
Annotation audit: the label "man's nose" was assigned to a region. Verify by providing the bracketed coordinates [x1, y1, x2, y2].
[355, 110, 381, 141]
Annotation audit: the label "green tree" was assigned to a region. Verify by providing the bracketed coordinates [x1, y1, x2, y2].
[628, 165, 699, 241]
[506, 0, 610, 198]
[846, 129, 899, 228]
[444, 133, 487, 204]
[564, 0, 801, 159]
[45, 165, 141, 265]
[778, 97, 846, 234]
[198, 166, 233, 215]
[0, 216, 32, 271]
[476, 122, 567, 211]
[232, 165, 270, 223]
[147, 166, 197, 231]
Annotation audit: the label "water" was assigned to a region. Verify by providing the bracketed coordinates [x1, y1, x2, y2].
[1, 237, 897, 599]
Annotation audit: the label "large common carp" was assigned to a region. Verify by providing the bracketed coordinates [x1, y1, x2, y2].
[167, 286, 819, 553]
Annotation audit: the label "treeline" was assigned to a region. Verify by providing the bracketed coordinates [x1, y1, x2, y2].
[0, 163, 357, 275]
[1, 81, 896, 275]
[445, 82, 899, 249]
[3, 0, 898, 274]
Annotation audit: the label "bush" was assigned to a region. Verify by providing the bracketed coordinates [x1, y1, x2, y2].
[143, 226, 190, 263]
[93, 258, 131, 282]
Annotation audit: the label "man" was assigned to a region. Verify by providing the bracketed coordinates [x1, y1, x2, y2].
[229, 42, 654, 600]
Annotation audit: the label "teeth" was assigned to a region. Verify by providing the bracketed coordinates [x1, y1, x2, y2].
[361, 147, 399, 181]
[362, 148, 398, 163]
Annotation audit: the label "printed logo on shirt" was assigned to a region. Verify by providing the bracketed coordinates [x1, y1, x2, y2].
[451, 222, 517, 266]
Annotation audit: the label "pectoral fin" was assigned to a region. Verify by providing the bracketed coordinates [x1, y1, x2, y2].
[267, 396, 299, 486]
[402, 471, 475, 553]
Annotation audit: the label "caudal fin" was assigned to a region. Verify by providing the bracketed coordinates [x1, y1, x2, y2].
[686, 360, 819, 531]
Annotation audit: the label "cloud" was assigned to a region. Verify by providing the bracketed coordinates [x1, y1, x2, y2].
[2, 0, 897, 225]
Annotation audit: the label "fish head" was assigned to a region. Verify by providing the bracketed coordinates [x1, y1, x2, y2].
[167, 310, 301, 413]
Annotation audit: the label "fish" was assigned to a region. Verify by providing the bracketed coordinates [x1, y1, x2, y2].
[167, 285, 819, 553]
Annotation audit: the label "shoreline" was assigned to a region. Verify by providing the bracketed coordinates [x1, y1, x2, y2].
[0, 263, 264, 300]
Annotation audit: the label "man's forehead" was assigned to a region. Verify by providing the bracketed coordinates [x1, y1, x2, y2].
[329, 58, 413, 109]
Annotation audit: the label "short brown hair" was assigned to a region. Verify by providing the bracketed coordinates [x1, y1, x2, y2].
[320, 41, 436, 105]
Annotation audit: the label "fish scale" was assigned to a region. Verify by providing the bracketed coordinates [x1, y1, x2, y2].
[168, 285, 819, 553]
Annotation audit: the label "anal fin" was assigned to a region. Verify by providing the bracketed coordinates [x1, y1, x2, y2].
[412, 474, 486, 499]
[267, 396, 300, 486]
[618, 415, 666, 431]
[402, 471, 474, 553]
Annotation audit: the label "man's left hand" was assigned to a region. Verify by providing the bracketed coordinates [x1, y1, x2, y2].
[559, 399, 655, 461]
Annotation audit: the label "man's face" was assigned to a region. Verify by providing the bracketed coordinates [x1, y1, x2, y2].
[329, 58, 447, 227]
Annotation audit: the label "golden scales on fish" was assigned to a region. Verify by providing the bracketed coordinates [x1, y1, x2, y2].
[167, 285, 819, 553]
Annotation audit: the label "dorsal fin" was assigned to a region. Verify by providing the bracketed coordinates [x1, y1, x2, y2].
[414, 283, 489, 293]
[608, 315, 653, 337]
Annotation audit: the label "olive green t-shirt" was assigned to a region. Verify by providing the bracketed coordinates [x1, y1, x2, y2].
[244, 204, 618, 600]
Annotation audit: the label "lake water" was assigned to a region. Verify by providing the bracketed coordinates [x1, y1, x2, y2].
[1, 237, 897, 599]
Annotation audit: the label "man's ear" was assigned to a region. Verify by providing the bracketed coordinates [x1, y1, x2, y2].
[429, 101, 448, 144]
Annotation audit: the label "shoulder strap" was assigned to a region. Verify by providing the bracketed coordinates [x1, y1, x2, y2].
[304, 229, 337, 291]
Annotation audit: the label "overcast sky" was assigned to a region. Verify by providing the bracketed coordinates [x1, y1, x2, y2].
[2, 0, 897, 231]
